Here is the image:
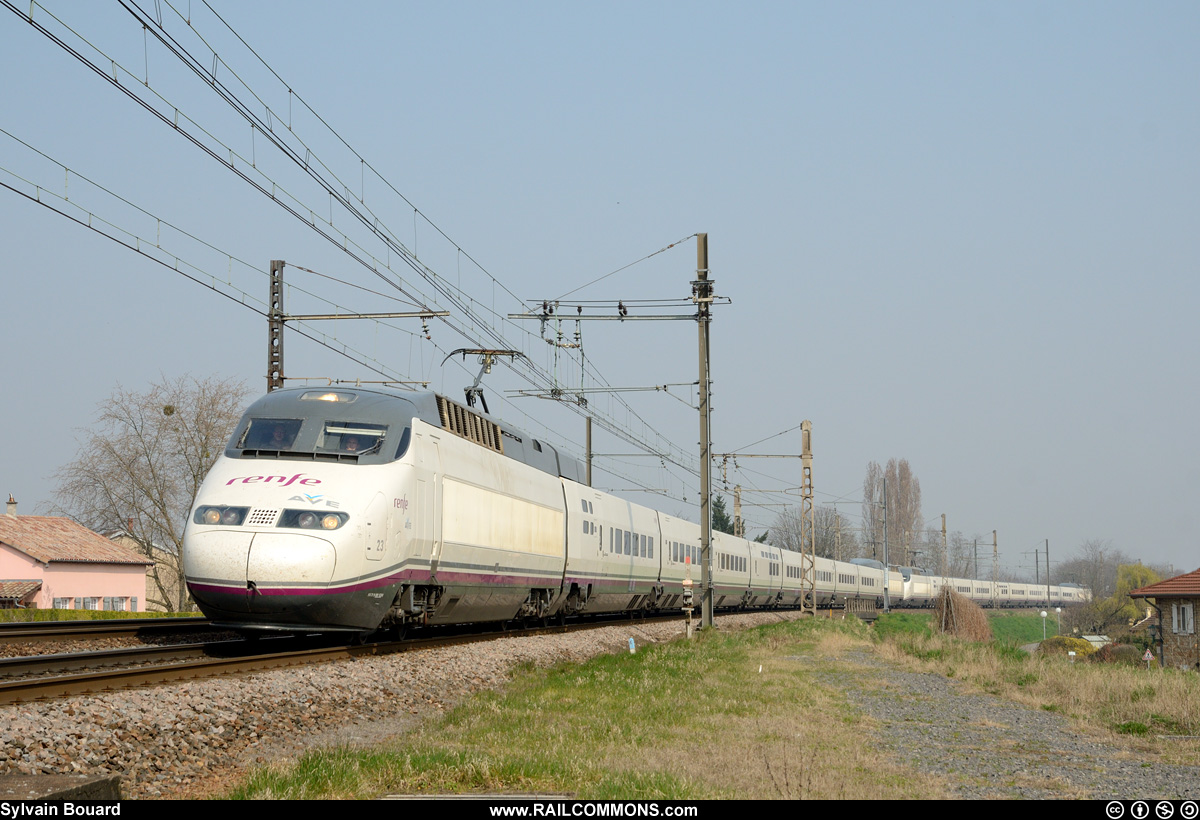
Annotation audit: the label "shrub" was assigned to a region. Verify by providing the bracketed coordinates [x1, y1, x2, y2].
[1039, 635, 1097, 657]
[1089, 643, 1144, 666]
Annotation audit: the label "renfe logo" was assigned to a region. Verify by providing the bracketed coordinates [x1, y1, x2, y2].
[225, 473, 321, 487]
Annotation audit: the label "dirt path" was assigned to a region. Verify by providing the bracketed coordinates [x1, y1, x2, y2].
[816, 648, 1200, 800]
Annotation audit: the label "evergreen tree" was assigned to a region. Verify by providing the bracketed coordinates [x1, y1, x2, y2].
[711, 494, 735, 535]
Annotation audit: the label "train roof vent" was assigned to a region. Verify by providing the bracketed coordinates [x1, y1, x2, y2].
[436, 395, 504, 454]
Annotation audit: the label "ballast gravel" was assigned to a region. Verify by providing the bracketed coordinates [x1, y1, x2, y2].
[1, 613, 1196, 800]
[0, 614, 785, 799]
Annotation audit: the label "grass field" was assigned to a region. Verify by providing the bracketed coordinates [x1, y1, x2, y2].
[227, 617, 947, 800]
[224, 611, 1199, 799]
[873, 609, 1062, 645]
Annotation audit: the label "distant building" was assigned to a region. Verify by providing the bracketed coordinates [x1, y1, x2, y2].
[1130, 567, 1200, 672]
[105, 532, 192, 612]
[0, 499, 153, 611]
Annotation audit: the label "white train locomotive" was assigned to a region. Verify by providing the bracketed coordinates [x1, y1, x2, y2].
[183, 387, 1089, 633]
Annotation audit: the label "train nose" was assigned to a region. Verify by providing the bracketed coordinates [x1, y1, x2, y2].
[185, 529, 337, 622]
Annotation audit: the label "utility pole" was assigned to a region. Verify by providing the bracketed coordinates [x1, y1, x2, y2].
[992, 530, 998, 606]
[940, 514, 948, 578]
[696, 233, 714, 629]
[882, 476, 890, 612]
[586, 417, 592, 487]
[506, 234, 724, 627]
[799, 420, 816, 615]
[268, 260, 285, 391]
[1045, 539, 1051, 604]
[733, 485, 744, 538]
[265, 260, 446, 391]
[835, 510, 843, 563]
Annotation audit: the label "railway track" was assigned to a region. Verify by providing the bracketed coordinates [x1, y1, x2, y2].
[0, 612, 682, 705]
[0, 616, 212, 644]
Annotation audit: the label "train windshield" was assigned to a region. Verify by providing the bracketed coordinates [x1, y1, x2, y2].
[228, 389, 417, 464]
[317, 422, 387, 456]
[239, 418, 303, 450]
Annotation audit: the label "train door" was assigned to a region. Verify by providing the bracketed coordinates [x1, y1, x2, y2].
[415, 433, 442, 576]
[364, 492, 386, 562]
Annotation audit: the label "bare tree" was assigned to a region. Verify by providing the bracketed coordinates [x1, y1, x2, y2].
[1055, 538, 1131, 599]
[862, 459, 923, 564]
[770, 506, 806, 554]
[816, 505, 859, 561]
[946, 530, 974, 577]
[862, 461, 885, 560]
[771, 504, 860, 560]
[52, 374, 251, 611]
[885, 458, 922, 565]
[918, 526, 944, 574]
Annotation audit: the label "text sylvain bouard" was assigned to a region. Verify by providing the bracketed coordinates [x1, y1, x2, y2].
[1, 805, 120, 817]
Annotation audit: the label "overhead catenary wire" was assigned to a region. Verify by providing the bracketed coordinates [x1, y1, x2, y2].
[118, 0, 703, 478]
[4, 0, 705, 501]
[0, 136, 687, 505]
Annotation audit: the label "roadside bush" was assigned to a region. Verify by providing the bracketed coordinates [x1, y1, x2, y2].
[1089, 643, 1144, 666]
[1039, 635, 1097, 657]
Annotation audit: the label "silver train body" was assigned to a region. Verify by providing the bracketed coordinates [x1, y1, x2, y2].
[183, 387, 1090, 633]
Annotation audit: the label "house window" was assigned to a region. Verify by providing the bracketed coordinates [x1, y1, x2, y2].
[1172, 602, 1195, 635]
[53, 597, 69, 609]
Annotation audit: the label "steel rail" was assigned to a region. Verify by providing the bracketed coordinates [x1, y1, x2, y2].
[0, 611, 697, 705]
[0, 617, 212, 644]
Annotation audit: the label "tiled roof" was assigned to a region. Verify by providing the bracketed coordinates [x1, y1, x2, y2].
[0, 515, 153, 566]
[0, 580, 41, 601]
[1130, 567, 1200, 599]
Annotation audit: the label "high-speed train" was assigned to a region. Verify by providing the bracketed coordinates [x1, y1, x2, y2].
[182, 387, 1089, 633]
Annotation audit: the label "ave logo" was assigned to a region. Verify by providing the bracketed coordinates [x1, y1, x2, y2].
[289, 494, 341, 508]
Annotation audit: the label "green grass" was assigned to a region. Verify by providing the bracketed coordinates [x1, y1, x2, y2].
[0, 609, 198, 623]
[226, 617, 945, 801]
[987, 611, 1061, 645]
[872, 611, 932, 639]
[873, 610, 1061, 646]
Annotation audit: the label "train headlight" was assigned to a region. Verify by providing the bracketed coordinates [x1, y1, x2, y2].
[193, 506, 249, 526]
[278, 510, 349, 530]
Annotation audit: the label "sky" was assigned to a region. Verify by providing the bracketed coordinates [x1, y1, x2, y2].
[1, 1, 1197, 579]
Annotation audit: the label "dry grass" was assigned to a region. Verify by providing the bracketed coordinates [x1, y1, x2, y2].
[229, 618, 953, 800]
[878, 630, 1200, 766]
[931, 588, 993, 642]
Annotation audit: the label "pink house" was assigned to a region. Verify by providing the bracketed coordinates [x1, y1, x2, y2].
[0, 507, 153, 612]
